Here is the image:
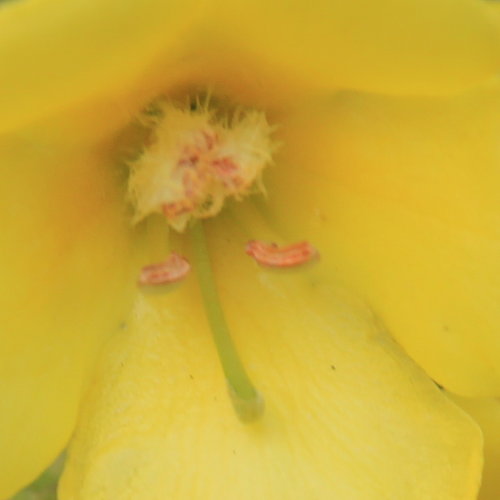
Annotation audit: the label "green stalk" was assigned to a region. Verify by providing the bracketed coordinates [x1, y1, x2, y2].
[189, 221, 264, 422]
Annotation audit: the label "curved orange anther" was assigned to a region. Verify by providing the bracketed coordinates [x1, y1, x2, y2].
[245, 240, 319, 268]
[138, 253, 191, 285]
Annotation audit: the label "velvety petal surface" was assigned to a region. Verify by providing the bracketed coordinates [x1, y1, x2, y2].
[265, 84, 500, 397]
[60, 212, 481, 500]
[3, 0, 499, 138]
[0, 129, 137, 498]
[214, 0, 500, 96]
[0, 0, 201, 133]
[451, 395, 500, 500]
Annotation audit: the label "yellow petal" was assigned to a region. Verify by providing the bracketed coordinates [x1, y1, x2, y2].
[214, 0, 500, 96]
[450, 395, 500, 500]
[0, 0, 201, 133]
[265, 84, 500, 397]
[0, 131, 137, 498]
[3, 0, 499, 138]
[60, 212, 481, 500]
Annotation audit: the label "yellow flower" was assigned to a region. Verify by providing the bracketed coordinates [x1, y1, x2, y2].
[1, 0, 500, 498]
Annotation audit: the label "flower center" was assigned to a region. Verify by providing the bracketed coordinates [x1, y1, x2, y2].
[127, 97, 274, 232]
[127, 96, 274, 422]
[127, 95, 317, 423]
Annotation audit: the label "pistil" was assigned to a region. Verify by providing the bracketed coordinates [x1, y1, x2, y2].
[190, 221, 264, 423]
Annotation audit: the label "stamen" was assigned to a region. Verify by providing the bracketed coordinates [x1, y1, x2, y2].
[127, 99, 275, 232]
[190, 221, 264, 423]
[138, 253, 190, 286]
[245, 240, 319, 267]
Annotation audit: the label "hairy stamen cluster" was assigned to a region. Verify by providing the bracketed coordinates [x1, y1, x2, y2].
[128, 99, 275, 232]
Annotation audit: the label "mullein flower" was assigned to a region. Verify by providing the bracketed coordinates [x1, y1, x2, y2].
[1, 0, 500, 498]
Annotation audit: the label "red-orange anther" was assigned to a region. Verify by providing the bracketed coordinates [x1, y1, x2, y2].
[245, 240, 319, 268]
[138, 253, 191, 285]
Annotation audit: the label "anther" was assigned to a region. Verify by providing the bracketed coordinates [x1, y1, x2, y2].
[138, 253, 190, 286]
[245, 240, 319, 268]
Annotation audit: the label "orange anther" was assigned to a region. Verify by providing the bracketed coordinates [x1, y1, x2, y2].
[138, 253, 191, 285]
[245, 240, 319, 268]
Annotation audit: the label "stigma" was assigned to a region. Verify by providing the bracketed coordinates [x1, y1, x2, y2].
[127, 98, 275, 232]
